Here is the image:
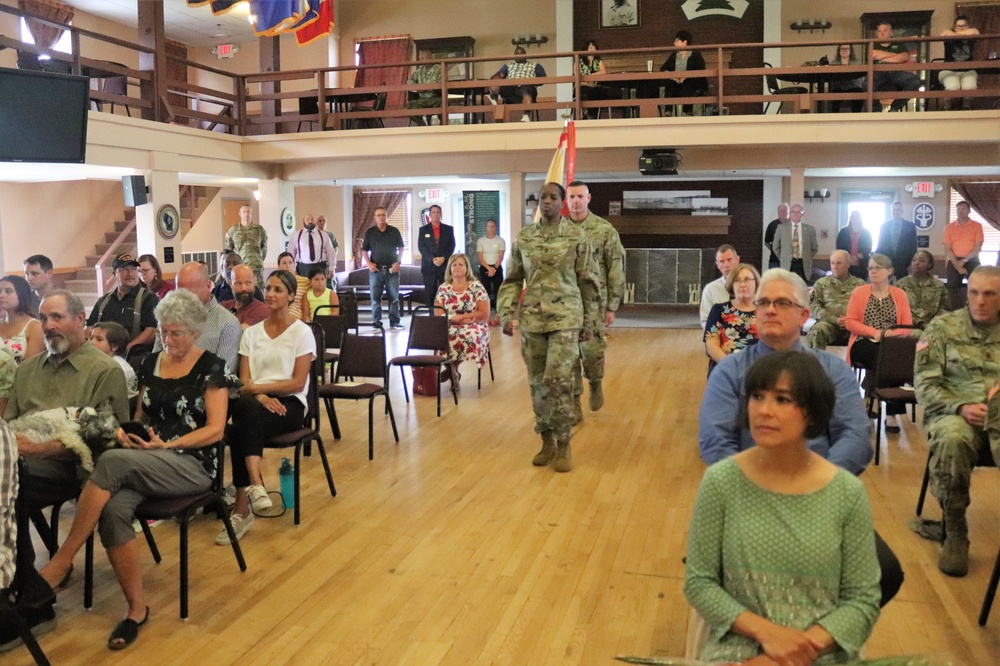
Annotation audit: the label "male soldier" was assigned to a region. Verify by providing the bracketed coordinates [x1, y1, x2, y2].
[225, 204, 268, 288]
[498, 183, 598, 473]
[565, 181, 625, 418]
[806, 250, 865, 349]
[913, 266, 1000, 577]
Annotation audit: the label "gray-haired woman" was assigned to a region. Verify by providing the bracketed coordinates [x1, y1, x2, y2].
[39, 289, 236, 650]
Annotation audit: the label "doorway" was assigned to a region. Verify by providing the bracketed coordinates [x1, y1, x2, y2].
[839, 190, 897, 249]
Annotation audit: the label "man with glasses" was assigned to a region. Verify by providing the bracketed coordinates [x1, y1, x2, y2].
[807, 250, 865, 349]
[700, 245, 740, 327]
[86, 253, 159, 355]
[698, 268, 903, 606]
[772, 203, 818, 283]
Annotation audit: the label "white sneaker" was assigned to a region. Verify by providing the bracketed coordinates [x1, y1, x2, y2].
[246, 484, 273, 512]
[520, 113, 531, 122]
[215, 511, 253, 546]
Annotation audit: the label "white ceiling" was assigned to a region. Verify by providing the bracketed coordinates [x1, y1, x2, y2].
[65, 0, 258, 47]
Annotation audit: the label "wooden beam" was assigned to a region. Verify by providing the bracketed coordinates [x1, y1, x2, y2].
[606, 214, 730, 235]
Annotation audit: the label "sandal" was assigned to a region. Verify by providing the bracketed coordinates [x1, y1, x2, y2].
[440, 365, 452, 384]
[108, 607, 149, 651]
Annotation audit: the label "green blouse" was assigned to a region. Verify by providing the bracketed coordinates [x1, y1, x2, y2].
[684, 458, 881, 664]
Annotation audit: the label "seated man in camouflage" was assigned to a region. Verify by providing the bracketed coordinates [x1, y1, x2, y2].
[897, 250, 950, 328]
[914, 266, 1000, 576]
[806, 250, 864, 349]
[405, 49, 442, 126]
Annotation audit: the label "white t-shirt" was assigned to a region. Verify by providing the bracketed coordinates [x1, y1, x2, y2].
[476, 236, 506, 266]
[699, 276, 729, 326]
[239, 319, 316, 408]
[114, 355, 138, 399]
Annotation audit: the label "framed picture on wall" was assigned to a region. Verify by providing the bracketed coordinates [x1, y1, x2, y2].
[601, 0, 640, 29]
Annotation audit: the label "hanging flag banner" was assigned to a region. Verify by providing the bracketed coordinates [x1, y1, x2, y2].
[187, 0, 334, 46]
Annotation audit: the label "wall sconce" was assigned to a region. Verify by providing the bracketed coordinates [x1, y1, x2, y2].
[790, 20, 832, 33]
[511, 34, 548, 48]
[804, 189, 830, 203]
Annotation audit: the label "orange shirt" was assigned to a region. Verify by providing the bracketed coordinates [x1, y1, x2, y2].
[942, 219, 983, 257]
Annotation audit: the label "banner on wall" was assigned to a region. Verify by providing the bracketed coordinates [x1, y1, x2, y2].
[462, 191, 501, 259]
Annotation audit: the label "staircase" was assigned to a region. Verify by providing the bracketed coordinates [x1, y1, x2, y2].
[63, 214, 138, 311]
[179, 185, 220, 237]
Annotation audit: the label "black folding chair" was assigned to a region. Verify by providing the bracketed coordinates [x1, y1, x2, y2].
[388, 306, 457, 417]
[866, 325, 921, 465]
[318, 329, 399, 460]
[312, 305, 347, 381]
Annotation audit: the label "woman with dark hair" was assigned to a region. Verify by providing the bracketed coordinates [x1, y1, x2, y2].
[137, 254, 175, 300]
[578, 40, 613, 119]
[685, 350, 881, 665]
[829, 44, 865, 112]
[835, 211, 873, 278]
[220, 269, 315, 545]
[659, 29, 706, 115]
[0, 274, 44, 362]
[897, 249, 950, 328]
[845, 253, 914, 432]
[277, 251, 310, 321]
[497, 182, 598, 472]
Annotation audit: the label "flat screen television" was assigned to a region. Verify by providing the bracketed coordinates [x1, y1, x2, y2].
[0, 66, 90, 163]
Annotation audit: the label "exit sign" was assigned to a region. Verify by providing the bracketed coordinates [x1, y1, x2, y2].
[909, 181, 939, 198]
[425, 189, 446, 202]
[216, 43, 235, 59]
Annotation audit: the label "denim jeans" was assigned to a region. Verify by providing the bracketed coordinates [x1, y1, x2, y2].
[369, 267, 400, 326]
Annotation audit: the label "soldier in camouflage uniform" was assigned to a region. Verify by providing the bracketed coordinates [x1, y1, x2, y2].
[404, 50, 443, 125]
[806, 250, 865, 349]
[225, 205, 268, 289]
[913, 266, 1000, 577]
[897, 250, 950, 328]
[498, 183, 599, 472]
[565, 181, 625, 419]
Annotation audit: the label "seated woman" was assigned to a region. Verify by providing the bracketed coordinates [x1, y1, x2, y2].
[0, 349, 14, 414]
[577, 40, 614, 118]
[835, 211, 872, 279]
[434, 253, 490, 391]
[845, 253, 914, 432]
[703, 263, 759, 374]
[685, 350, 881, 665]
[659, 30, 707, 115]
[940, 16, 980, 110]
[897, 249, 950, 328]
[0, 274, 44, 362]
[137, 253, 175, 300]
[38, 289, 233, 650]
[220, 269, 315, 545]
[303, 266, 340, 321]
[829, 44, 865, 113]
[277, 251, 310, 322]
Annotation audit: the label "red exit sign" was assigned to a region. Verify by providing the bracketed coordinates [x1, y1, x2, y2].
[913, 181, 935, 197]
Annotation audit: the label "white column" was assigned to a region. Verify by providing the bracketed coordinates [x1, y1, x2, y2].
[555, 0, 574, 103]
[258, 178, 295, 267]
[137, 167, 180, 274]
[789, 168, 805, 209]
[509, 172, 526, 241]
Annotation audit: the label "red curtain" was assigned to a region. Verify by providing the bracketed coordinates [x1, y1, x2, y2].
[956, 3, 1000, 60]
[352, 189, 409, 267]
[18, 0, 73, 50]
[953, 182, 1000, 230]
[355, 37, 410, 110]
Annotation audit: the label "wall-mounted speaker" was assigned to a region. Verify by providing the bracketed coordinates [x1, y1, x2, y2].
[122, 175, 148, 207]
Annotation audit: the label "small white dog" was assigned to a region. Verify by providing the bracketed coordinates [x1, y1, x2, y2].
[8, 405, 120, 472]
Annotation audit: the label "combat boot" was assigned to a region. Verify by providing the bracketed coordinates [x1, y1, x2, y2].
[939, 509, 970, 577]
[532, 433, 556, 466]
[588, 380, 604, 411]
[572, 397, 584, 425]
[553, 436, 573, 473]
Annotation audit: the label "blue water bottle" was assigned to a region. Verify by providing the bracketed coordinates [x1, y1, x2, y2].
[279, 458, 295, 509]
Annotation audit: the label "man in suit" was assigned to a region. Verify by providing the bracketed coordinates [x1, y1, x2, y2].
[417, 205, 456, 307]
[877, 201, 918, 282]
[772, 203, 818, 283]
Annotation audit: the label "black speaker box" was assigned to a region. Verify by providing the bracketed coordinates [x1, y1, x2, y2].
[122, 175, 147, 207]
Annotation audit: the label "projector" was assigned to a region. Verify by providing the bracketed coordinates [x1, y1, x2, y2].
[639, 149, 680, 176]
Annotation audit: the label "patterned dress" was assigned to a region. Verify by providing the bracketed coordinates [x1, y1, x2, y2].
[704, 302, 758, 356]
[138, 351, 240, 477]
[435, 281, 491, 368]
[0, 320, 31, 363]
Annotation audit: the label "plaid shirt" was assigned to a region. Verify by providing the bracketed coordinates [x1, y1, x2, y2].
[503, 60, 544, 80]
[0, 421, 17, 590]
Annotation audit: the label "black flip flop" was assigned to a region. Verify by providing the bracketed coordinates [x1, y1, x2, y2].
[107, 607, 149, 651]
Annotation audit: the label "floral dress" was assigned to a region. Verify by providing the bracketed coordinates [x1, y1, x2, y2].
[435, 281, 491, 368]
[138, 350, 240, 477]
[0, 320, 30, 363]
[704, 301, 758, 354]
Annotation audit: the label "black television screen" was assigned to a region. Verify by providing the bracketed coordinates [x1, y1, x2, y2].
[0, 66, 90, 163]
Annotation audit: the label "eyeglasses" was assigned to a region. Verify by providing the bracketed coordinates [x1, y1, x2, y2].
[159, 329, 191, 340]
[138, 268, 156, 274]
[868, 265, 889, 272]
[754, 298, 802, 310]
[733, 277, 756, 284]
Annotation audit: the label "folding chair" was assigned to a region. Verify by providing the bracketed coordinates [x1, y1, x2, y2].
[388, 306, 457, 417]
[866, 325, 921, 465]
[312, 305, 347, 381]
[477, 342, 494, 390]
[318, 329, 399, 460]
[84, 442, 248, 619]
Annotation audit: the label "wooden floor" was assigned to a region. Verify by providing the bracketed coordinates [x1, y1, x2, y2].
[16, 327, 1000, 665]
